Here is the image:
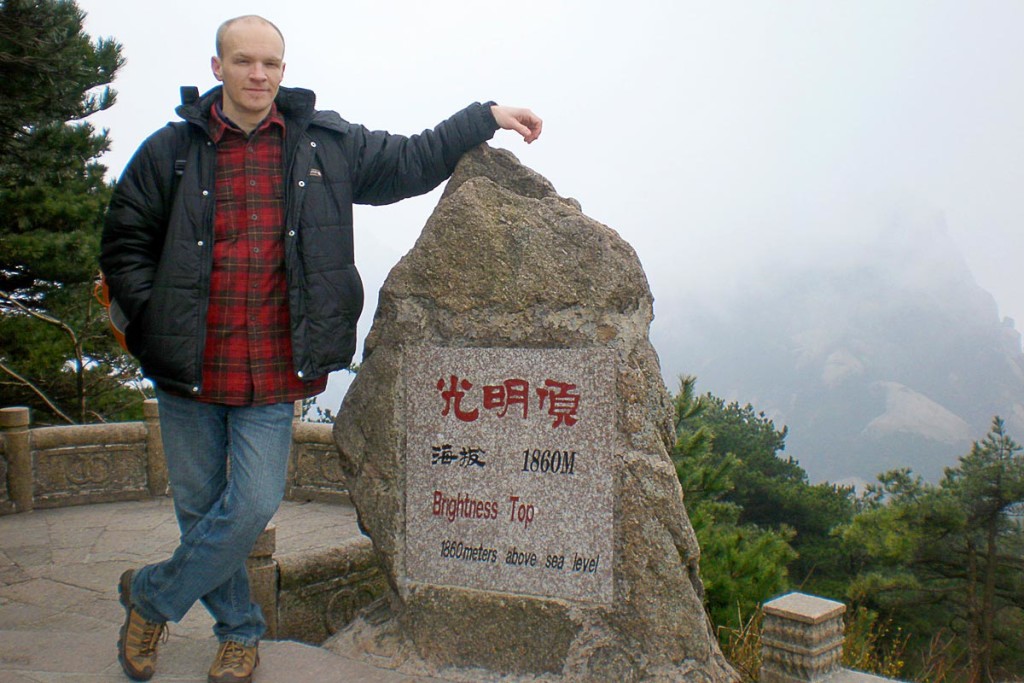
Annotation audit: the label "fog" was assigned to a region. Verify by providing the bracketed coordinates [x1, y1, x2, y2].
[80, 0, 1024, 411]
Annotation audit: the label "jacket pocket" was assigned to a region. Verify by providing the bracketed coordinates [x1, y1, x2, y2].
[304, 265, 363, 371]
[134, 284, 200, 386]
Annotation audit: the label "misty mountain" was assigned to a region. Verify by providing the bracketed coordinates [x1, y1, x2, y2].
[657, 215, 1024, 486]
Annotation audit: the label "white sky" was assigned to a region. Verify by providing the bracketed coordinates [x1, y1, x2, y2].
[80, 0, 1024, 409]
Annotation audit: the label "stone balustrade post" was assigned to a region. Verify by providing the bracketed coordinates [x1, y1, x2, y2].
[143, 398, 168, 496]
[0, 407, 32, 512]
[247, 524, 279, 639]
[761, 592, 846, 683]
[286, 401, 302, 498]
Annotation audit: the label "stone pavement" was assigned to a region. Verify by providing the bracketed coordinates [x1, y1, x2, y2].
[0, 498, 437, 682]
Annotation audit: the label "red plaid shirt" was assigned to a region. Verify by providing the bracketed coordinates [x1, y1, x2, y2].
[198, 103, 327, 406]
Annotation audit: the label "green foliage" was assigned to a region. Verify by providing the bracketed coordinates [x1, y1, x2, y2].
[692, 500, 796, 631]
[840, 418, 1024, 680]
[670, 376, 796, 632]
[0, 0, 138, 423]
[673, 376, 1023, 680]
[0, 0, 120, 131]
[300, 397, 336, 423]
[0, 0, 122, 293]
[689, 390, 856, 596]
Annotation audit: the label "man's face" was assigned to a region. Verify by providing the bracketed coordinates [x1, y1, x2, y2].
[211, 19, 285, 122]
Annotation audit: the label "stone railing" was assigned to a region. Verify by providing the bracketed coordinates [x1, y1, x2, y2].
[762, 593, 900, 683]
[0, 401, 386, 645]
[248, 524, 388, 643]
[0, 401, 348, 514]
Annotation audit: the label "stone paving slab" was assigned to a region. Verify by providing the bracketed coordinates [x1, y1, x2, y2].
[0, 498, 442, 682]
[0, 635, 441, 682]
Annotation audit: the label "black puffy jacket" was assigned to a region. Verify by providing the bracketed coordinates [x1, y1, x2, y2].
[101, 86, 498, 396]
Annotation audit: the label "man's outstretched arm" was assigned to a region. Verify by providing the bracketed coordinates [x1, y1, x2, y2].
[491, 105, 543, 143]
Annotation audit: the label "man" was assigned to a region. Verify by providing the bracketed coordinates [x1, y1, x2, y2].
[100, 14, 541, 683]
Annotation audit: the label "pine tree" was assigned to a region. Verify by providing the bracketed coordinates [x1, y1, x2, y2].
[695, 393, 855, 594]
[843, 418, 1024, 680]
[0, 0, 137, 423]
[945, 418, 1024, 681]
[670, 376, 796, 632]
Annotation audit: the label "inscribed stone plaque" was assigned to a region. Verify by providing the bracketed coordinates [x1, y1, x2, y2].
[405, 347, 615, 604]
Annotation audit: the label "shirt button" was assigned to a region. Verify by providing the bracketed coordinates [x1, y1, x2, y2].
[309, 141, 317, 148]
[197, 240, 204, 246]
[287, 230, 295, 237]
[202, 190, 209, 197]
[251, 214, 258, 221]
[298, 180, 306, 188]
[297, 371, 305, 378]
[249, 179, 256, 186]
[247, 146, 254, 152]
[253, 247, 260, 253]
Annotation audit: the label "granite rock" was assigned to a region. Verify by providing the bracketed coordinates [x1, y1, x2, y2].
[328, 144, 736, 681]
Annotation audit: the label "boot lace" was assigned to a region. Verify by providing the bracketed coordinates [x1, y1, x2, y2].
[219, 641, 248, 669]
[138, 621, 168, 657]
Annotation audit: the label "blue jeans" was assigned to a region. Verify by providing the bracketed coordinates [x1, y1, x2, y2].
[130, 388, 294, 646]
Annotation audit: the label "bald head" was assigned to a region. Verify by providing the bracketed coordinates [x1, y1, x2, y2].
[211, 15, 286, 133]
[215, 15, 285, 58]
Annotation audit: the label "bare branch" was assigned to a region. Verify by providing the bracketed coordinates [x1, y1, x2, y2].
[0, 290, 82, 359]
[0, 358, 75, 424]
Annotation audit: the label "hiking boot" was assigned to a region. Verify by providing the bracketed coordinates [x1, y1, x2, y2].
[117, 569, 167, 681]
[208, 640, 260, 683]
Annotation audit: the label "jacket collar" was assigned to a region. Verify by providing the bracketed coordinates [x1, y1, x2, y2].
[176, 85, 317, 132]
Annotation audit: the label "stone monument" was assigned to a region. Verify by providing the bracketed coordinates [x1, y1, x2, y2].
[327, 144, 737, 682]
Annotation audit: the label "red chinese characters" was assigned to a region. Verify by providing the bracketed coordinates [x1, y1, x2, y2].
[535, 379, 580, 428]
[435, 375, 581, 428]
[482, 379, 530, 418]
[437, 375, 479, 422]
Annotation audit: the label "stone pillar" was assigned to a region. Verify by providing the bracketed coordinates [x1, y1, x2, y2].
[765, 593, 843, 683]
[285, 401, 302, 499]
[247, 524, 279, 639]
[0, 407, 32, 512]
[761, 592, 846, 683]
[143, 398, 168, 496]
